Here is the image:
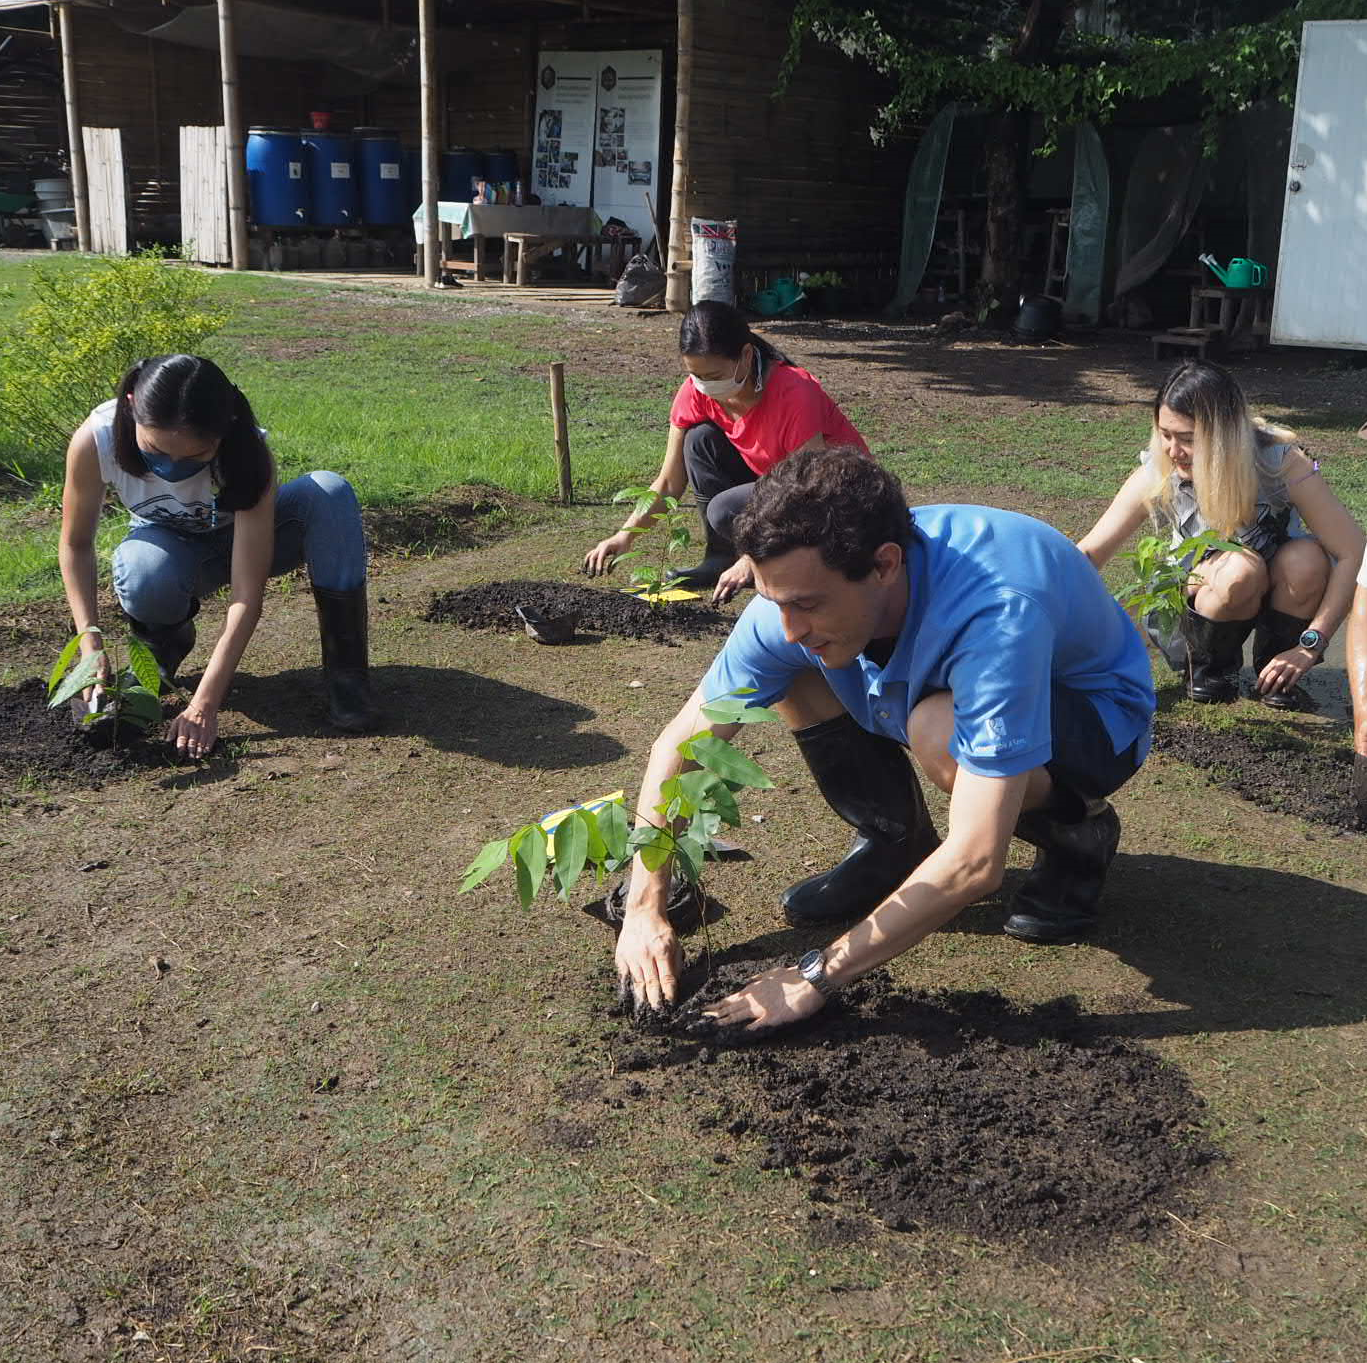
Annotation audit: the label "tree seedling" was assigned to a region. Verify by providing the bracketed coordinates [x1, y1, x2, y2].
[47, 628, 163, 748]
[610, 485, 694, 606]
[460, 691, 782, 964]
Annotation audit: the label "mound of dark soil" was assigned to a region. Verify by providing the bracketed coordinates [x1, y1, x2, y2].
[425, 579, 729, 642]
[605, 958, 1218, 1251]
[0, 678, 172, 787]
[1154, 718, 1360, 831]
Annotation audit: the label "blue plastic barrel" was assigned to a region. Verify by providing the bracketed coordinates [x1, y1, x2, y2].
[354, 127, 405, 225]
[441, 148, 485, 202]
[484, 150, 519, 187]
[246, 127, 309, 227]
[302, 131, 359, 227]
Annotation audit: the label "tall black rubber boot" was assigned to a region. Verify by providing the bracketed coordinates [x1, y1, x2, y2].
[666, 496, 736, 591]
[124, 598, 199, 686]
[1003, 797, 1121, 943]
[311, 584, 380, 733]
[1252, 606, 1313, 711]
[1181, 606, 1254, 703]
[781, 714, 941, 926]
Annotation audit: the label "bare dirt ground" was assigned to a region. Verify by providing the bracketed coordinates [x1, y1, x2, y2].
[3, 308, 1366, 1361]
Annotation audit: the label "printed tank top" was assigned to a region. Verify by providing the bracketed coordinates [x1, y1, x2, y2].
[89, 399, 232, 535]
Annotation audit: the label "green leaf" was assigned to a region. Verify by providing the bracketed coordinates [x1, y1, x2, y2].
[119, 686, 162, 729]
[699, 696, 783, 725]
[126, 636, 163, 697]
[582, 809, 608, 866]
[553, 809, 590, 898]
[47, 651, 103, 708]
[675, 834, 705, 884]
[47, 634, 83, 696]
[614, 485, 653, 504]
[598, 800, 629, 864]
[689, 734, 775, 789]
[512, 824, 549, 907]
[460, 838, 511, 894]
[629, 825, 675, 874]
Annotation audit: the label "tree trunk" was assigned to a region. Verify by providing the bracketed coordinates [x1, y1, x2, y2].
[981, 108, 1029, 312]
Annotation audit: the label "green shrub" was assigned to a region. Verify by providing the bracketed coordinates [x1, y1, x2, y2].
[0, 253, 230, 482]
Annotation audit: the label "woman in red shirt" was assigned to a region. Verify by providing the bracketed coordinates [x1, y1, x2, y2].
[582, 300, 868, 603]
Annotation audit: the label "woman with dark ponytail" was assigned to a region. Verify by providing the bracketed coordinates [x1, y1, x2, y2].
[58, 354, 378, 756]
[582, 299, 869, 604]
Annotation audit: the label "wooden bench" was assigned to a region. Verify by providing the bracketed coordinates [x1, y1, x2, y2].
[503, 231, 643, 285]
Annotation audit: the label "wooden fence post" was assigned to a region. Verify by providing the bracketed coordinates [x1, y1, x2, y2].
[549, 362, 572, 505]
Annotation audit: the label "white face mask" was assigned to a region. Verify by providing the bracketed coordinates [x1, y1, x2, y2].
[690, 349, 749, 400]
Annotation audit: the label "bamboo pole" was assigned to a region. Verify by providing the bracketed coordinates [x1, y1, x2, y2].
[418, 0, 440, 287]
[217, 0, 249, 270]
[55, 2, 90, 252]
[549, 362, 572, 505]
[665, 0, 693, 312]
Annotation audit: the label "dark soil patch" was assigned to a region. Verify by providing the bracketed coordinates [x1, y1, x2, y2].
[605, 958, 1218, 1252]
[1153, 718, 1360, 831]
[0, 678, 174, 787]
[425, 578, 730, 643]
[363, 484, 542, 558]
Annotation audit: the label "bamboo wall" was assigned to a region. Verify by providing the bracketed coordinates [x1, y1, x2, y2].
[0, 30, 63, 190]
[64, 7, 356, 233]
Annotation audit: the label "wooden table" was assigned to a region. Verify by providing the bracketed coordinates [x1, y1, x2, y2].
[503, 230, 642, 285]
[1152, 284, 1274, 359]
[413, 203, 598, 280]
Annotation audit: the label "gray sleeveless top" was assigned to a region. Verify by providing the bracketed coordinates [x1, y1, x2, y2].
[1139, 439, 1300, 560]
[89, 399, 232, 535]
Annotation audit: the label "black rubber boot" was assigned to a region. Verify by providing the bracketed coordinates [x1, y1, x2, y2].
[666, 496, 736, 590]
[781, 714, 941, 926]
[1004, 797, 1121, 943]
[311, 584, 379, 733]
[1252, 606, 1313, 711]
[124, 598, 199, 686]
[1181, 606, 1254, 703]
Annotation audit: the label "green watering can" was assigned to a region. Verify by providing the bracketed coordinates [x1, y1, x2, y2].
[1199, 254, 1268, 288]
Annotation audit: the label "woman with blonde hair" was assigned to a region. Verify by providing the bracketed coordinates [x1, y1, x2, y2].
[1079, 360, 1363, 708]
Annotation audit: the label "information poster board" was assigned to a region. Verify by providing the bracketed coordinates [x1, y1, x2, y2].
[535, 48, 662, 249]
[590, 51, 662, 248]
[532, 51, 598, 208]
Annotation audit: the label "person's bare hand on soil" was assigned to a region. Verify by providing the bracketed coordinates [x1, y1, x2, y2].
[704, 965, 826, 1032]
[615, 909, 681, 1010]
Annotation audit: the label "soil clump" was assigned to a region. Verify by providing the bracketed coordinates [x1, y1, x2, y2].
[0, 678, 173, 787]
[425, 579, 730, 643]
[1154, 717, 1360, 831]
[605, 958, 1218, 1252]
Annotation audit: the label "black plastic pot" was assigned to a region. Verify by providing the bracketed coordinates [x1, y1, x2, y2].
[515, 604, 579, 644]
[1014, 294, 1061, 341]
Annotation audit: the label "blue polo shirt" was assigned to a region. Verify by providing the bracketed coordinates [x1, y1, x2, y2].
[702, 505, 1154, 779]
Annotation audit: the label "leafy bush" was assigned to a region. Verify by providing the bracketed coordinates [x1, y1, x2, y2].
[47, 627, 163, 744]
[0, 252, 230, 481]
[1118, 529, 1242, 638]
[612, 484, 694, 604]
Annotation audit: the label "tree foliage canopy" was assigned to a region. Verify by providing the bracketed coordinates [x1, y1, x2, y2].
[786, 0, 1367, 148]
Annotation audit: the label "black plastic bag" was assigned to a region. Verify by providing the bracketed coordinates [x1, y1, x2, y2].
[615, 253, 665, 307]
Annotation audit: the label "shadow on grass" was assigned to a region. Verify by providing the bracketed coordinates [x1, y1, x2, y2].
[224, 663, 626, 769]
[947, 853, 1367, 1037]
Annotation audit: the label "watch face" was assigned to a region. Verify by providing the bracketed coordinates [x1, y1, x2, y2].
[1300, 629, 1322, 650]
[798, 949, 823, 974]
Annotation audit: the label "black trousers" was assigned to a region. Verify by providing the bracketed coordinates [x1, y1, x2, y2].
[682, 422, 758, 539]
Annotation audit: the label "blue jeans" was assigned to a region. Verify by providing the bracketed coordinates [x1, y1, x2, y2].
[112, 471, 366, 626]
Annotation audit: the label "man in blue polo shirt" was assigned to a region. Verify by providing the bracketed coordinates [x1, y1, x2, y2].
[615, 448, 1155, 1031]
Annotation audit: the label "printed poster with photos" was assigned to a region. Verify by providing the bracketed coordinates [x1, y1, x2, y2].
[591, 51, 662, 249]
[532, 50, 597, 207]
[534, 49, 662, 248]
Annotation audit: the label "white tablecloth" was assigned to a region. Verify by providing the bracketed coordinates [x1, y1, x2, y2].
[413, 202, 599, 240]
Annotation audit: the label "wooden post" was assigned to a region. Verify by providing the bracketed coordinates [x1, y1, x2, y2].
[55, 2, 91, 252]
[419, 0, 440, 287]
[549, 362, 572, 505]
[665, 0, 693, 312]
[217, 0, 249, 270]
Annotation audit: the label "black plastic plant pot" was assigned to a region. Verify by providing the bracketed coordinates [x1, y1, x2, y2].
[515, 604, 580, 645]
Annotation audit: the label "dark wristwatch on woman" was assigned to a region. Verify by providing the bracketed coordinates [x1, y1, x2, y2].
[1298, 627, 1324, 659]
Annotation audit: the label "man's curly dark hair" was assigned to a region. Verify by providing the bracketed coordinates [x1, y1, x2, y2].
[732, 447, 912, 580]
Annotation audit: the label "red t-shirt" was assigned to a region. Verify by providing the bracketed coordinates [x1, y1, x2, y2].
[668, 363, 868, 476]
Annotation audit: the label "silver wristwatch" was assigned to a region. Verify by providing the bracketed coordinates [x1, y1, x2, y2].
[797, 948, 836, 997]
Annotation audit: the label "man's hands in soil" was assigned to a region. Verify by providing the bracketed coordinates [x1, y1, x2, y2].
[703, 965, 826, 1032]
[615, 911, 682, 1011]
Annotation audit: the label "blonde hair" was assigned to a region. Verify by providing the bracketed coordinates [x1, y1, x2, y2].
[1143, 361, 1298, 539]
